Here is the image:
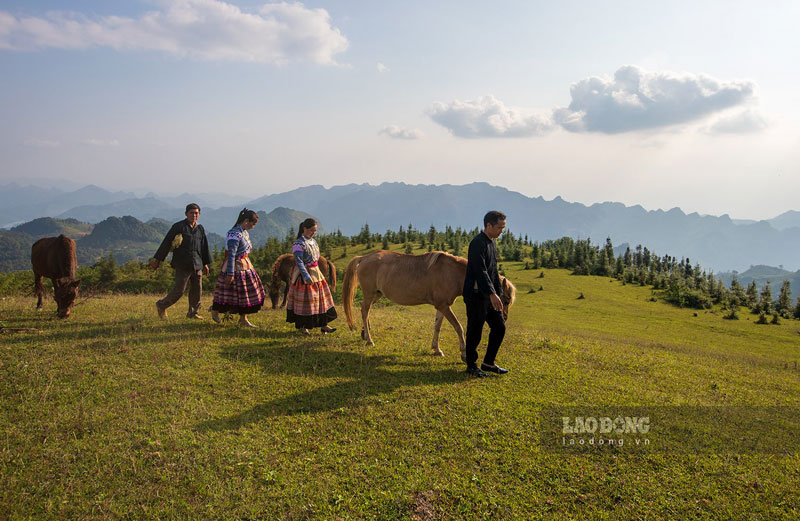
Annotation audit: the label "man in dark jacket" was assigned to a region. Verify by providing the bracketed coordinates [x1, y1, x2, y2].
[149, 203, 212, 319]
[463, 210, 508, 377]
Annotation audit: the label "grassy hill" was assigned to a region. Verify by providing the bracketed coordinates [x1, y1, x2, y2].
[0, 218, 94, 271]
[2, 251, 799, 519]
[10, 217, 93, 239]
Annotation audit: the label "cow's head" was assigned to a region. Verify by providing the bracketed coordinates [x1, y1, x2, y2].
[54, 277, 80, 318]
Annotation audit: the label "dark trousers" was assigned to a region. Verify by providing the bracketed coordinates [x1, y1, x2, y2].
[157, 267, 202, 316]
[464, 292, 506, 368]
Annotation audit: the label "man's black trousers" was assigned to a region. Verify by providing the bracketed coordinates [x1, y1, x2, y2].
[464, 292, 506, 368]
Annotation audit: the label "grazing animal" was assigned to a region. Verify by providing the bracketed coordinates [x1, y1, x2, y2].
[31, 235, 80, 318]
[268, 253, 337, 309]
[342, 250, 515, 358]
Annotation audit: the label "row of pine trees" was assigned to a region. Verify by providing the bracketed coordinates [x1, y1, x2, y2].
[6, 222, 796, 322]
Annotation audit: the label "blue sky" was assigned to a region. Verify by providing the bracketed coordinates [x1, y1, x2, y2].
[1, 0, 798, 219]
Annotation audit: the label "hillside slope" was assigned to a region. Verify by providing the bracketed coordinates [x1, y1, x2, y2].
[1, 265, 798, 518]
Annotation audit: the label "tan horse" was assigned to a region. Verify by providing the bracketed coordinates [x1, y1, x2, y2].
[268, 254, 337, 309]
[342, 250, 515, 358]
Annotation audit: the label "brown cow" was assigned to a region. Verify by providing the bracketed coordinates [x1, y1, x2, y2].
[268, 253, 336, 309]
[31, 235, 80, 318]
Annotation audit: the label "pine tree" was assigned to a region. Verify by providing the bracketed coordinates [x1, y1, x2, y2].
[97, 252, 119, 288]
[604, 238, 614, 265]
[729, 276, 746, 306]
[794, 296, 800, 320]
[452, 238, 461, 257]
[776, 280, 792, 318]
[745, 281, 759, 311]
[759, 282, 774, 315]
[724, 301, 739, 320]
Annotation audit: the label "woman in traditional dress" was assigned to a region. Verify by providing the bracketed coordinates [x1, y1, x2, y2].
[286, 218, 337, 335]
[210, 208, 265, 328]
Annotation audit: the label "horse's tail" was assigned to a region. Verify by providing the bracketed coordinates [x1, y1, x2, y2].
[342, 256, 362, 330]
[326, 258, 337, 292]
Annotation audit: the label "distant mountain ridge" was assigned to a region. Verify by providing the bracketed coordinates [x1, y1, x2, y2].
[0, 207, 315, 271]
[2, 181, 798, 272]
[0, 183, 244, 229]
[767, 210, 800, 231]
[235, 182, 799, 272]
[717, 265, 800, 301]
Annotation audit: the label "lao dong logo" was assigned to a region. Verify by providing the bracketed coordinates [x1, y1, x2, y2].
[561, 415, 650, 448]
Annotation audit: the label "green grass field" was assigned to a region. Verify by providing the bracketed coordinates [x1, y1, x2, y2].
[2, 258, 800, 520]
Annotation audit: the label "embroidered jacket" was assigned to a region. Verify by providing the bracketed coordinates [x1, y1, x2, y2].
[224, 225, 252, 275]
[291, 236, 320, 282]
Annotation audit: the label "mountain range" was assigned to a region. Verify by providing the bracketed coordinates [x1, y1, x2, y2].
[0, 207, 313, 271]
[717, 265, 800, 302]
[1, 181, 798, 272]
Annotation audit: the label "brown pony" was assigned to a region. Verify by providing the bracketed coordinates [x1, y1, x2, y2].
[342, 250, 515, 359]
[31, 235, 80, 318]
[268, 253, 337, 309]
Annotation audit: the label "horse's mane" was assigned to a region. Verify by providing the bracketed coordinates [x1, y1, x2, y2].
[425, 251, 466, 270]
[501, 276, 517, 304]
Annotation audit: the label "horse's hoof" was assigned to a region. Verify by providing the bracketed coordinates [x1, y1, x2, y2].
[366, 341, 375, 347]
[434, 350, 445, 357]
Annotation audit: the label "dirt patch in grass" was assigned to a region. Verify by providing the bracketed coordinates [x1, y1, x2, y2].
[411, 490, 439, 520]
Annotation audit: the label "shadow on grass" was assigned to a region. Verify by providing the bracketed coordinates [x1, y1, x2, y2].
[197, 345, 463, 431]
[0, 311, 300, 346]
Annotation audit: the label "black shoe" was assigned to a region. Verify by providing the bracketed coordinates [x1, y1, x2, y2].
[466, 366, 487, 378]
[481, 363, 509, 374]
[321, 326, 337, 334]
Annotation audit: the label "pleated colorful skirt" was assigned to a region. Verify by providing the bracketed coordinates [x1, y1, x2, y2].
[211, 268, 265, 315]
[286, 278, 337, 329]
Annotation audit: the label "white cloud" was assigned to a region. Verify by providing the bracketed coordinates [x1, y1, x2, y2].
[702, 109, 767, 135]
[83, 138, 120, 147]
[428, 95, 554, 138]
[23, 138, 60, 148]
[379, 125, 422, 140]
[0, 1, 348, 65]
[553, 65, 756, 133]
[377, 62, 389, 73]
